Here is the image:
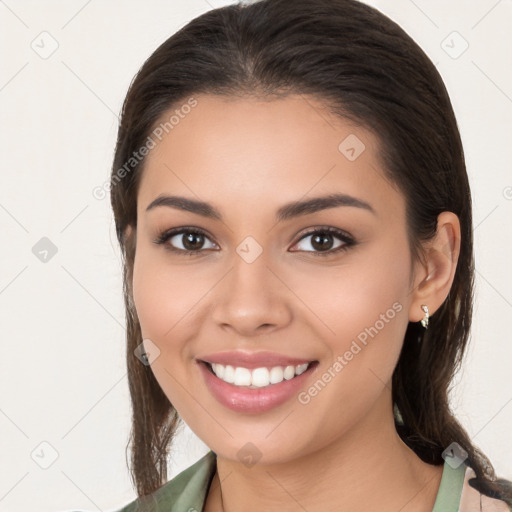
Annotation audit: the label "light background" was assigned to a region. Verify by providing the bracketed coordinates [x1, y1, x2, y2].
[0, 0, 510, 511]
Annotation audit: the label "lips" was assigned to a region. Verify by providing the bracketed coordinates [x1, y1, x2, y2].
[197, 351, 318, 413]
[197, 350, 315, 369]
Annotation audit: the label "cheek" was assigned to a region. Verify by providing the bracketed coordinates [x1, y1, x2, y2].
[132, 244, 205, 341]
[132, 256, 170, 340]
[291, 244, 411, 437]
[308, 236, 412, 375]
[307, 240, 410, 332]
[131, 246, 203, 410]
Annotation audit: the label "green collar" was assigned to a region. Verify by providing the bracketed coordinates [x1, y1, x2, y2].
[431, 458, 467, 512]
[115, 450, 217, 512]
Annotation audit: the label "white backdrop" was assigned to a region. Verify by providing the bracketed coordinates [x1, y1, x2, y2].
[0, 1, 510, 511]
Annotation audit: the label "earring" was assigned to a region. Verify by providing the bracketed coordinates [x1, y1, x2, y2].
[420, 305, 429, 329]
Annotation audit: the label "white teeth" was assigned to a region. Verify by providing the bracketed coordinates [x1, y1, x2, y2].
[234, 367, 252, 386]
[209, 362, 312, 388]
[283, 365, 295, 380]
[269, 366, 284, 384]
[223, 365, 235, 383]
[295, 363, 308, 375]
[251, 367, 270, 388]
[212, 363, 224, 379]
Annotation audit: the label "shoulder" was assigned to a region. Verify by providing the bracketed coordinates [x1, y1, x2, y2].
[460, 465, 512, 512]
[114, 450, 217, 512]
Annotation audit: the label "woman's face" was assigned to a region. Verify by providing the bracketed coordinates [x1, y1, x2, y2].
[131, 93, 422, 464]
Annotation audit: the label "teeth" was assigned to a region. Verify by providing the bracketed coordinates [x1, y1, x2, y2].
[269, 366, 284, 384]
[222, 364, 234, 383]
[234, 367, 252, 386]
[209, 362, 311, 388]
[213, 363, 225, 379]
[252, 367, 270, 387]
[283, 365, 295, 380]
[295, 363, 309, 375]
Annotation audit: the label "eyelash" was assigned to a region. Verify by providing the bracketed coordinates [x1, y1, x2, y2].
[153, 226, 356, 257]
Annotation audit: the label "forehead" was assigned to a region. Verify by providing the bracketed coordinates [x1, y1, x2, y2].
[137, 93, 403, 220]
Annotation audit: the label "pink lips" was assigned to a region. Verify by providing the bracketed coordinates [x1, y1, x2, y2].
[196, 352, 318, 413]
[198, 350, 314, 369]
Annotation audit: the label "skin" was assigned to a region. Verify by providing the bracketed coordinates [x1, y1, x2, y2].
[127, 93, 460, 512]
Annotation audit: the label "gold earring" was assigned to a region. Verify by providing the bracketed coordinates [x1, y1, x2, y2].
[420, 305, 429, 329]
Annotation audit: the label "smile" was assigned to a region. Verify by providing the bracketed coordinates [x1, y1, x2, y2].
[206, 361, 312, 388]
[197, 359, 319, 413]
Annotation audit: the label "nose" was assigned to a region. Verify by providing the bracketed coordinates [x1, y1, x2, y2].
[210, 250, 293, 336]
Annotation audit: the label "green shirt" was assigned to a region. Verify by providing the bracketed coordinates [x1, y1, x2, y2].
[114, 450, 512, 512]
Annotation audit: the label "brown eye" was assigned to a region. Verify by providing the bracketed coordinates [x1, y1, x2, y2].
[154, 227, 218, 255]
[311, 233, 336, 251]
[180, 232, 206, 251]
[291, 227, 355, 256]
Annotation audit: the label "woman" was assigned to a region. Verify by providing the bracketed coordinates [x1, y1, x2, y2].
[108, 0, 512, 510]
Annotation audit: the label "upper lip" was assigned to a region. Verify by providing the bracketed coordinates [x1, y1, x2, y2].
[198, 351, 316, 369]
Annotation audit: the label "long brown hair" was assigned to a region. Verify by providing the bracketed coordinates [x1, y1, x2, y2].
[110, 0, 512, 503]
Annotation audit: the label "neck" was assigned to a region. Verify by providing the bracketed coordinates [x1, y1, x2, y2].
[205, 392, 444, 512]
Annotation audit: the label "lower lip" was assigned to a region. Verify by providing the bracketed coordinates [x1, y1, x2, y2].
[197, 360, 318, 413]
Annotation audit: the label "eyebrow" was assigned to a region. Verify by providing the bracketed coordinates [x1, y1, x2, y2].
[145, 193, 375, 221]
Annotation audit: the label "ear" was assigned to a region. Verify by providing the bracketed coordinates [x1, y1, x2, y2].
[408, 211, 461, 322]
